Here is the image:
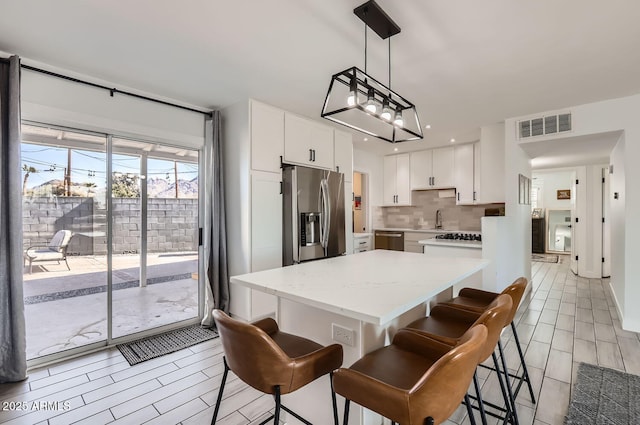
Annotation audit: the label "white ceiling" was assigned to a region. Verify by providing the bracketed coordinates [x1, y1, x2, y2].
[1, 1, 640, 159]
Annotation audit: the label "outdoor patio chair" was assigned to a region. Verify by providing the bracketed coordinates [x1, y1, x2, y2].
[24, 230, 73, 274]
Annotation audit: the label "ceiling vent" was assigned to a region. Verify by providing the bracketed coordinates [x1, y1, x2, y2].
[518, 113, 571, 139]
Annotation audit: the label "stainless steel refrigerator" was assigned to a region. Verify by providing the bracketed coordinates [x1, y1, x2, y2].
[283, 165, 345, 266]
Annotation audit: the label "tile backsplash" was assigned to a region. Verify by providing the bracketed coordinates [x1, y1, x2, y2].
[373, 190, 502, 231]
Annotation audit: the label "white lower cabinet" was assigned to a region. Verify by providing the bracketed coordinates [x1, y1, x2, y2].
[353, 234, 372, 253]
[404, 231, 426, 253]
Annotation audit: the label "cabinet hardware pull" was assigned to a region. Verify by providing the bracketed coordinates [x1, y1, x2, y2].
[309, 149, 313, 162]
[336, 166, 340, 173]
[312, 149, 316, 162]
[457, 192, 460, 201]
[473, 191, 476, 201]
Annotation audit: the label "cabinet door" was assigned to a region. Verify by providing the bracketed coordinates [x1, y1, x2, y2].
[432, 147, 455, 188]
[410, 150, 433, 189]
[284, 113, 314, 166]
[251, 171, 282, 271]
[334, 130, 353, 180]
[454, 144, 475, 205]
[251, 101, 284, 173]
[383, 156, 398, 206]
[284, 113, 333, 169]
[250, 171, 281, 318]
[396, 154, 411, 205]
[309, 122, 334, 170]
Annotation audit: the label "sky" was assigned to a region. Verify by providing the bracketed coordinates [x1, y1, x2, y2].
[21, 143, 198, 191]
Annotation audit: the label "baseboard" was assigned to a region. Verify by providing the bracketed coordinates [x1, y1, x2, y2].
[607, 280, 640, 333]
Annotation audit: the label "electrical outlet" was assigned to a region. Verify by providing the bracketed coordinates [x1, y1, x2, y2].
[332, 323, 356, 346]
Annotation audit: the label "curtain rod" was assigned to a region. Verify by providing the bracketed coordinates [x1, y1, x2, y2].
[21, 64, 213, 118]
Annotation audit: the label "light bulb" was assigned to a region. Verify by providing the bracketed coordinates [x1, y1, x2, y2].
[393, 110, 404, 127]
[365, 87, 377, 114]
[347, 74, 358, 107]
[347, 92, 356, 107]
[380, 99, 392, 121]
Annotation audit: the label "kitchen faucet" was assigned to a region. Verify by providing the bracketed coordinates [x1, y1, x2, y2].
[435, 209, 443, 229]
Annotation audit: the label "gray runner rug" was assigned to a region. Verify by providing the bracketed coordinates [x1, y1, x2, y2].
[532, 254, 559, 263]
[118, 325, 218, 366]
[565, 362, 640, 424]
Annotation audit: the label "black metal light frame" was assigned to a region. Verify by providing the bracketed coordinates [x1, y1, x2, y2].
[321, 0, 423, 143]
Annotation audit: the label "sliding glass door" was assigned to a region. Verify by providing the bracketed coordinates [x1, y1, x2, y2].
[110, 139, 200, 339]
[22, 123, 201, 362]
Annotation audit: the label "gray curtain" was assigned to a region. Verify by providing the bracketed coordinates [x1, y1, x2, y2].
[0, 55, 27, 383]
[201, 111, 230, 327]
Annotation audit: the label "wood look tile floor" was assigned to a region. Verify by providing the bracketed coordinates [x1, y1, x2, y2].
[1, 256, 638, 425]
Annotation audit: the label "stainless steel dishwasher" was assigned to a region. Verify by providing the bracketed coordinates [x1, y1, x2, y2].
[374, 230, 405, 251]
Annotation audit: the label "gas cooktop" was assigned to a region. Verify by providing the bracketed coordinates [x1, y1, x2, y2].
[434, 232, 482, 242]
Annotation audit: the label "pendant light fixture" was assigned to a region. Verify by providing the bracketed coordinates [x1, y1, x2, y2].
[321, 0, 423, 143]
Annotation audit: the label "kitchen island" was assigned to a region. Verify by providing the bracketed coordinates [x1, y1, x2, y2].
[230, 250, 488, 425]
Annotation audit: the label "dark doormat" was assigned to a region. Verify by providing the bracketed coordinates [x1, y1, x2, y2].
[117, 324, 218, 366]
[565, 362, 640, 424]
[532, 254, 559, 263]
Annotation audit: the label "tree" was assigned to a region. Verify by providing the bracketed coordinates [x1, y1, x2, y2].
[112, 172, 140, 198]
[22, 164, 37, 195]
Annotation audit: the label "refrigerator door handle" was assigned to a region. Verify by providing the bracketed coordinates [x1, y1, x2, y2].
[321, 178, 331, 250]
[318, 182, 325, 248]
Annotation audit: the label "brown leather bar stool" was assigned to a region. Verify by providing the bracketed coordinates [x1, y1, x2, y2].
[211, 310, 343, 425]
[333, 325, 488, 425]
[404, 294, 516, 425]
[441, 277, 535, 403]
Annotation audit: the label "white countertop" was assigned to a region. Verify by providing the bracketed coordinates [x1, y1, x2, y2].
[230, 250, 489, 325]
[419, 239, 483, 249]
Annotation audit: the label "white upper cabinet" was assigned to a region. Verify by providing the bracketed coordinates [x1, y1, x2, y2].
[251, 101, 284, 173]
[334, 130, 353, 181]
[383, 154, 411, 206]
[410, 150, 433, 190]
[454, 143, 476, 205]
[410, 147, 455, 189]
[431, 147, 455, 188]
[284, 113, 334, 170]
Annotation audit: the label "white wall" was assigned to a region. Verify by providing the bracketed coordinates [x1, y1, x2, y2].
[533, 170, 574, 211]
[21, 65, 205, 148]
[353, 148, 384, 231]
[507, 94, 640, 331]
[610, 135, 626, 320]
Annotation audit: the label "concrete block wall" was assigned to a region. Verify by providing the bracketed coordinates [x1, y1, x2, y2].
[23, 197, 197, 255]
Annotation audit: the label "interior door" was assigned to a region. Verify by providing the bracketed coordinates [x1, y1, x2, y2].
[570, 177, 578, 274]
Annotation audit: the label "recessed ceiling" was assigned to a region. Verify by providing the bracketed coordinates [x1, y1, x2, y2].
[1, 1, 640, 157]
[520, 131, 621, 170]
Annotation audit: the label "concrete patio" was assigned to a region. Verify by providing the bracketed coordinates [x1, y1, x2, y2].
[23, 253, 199, 360]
